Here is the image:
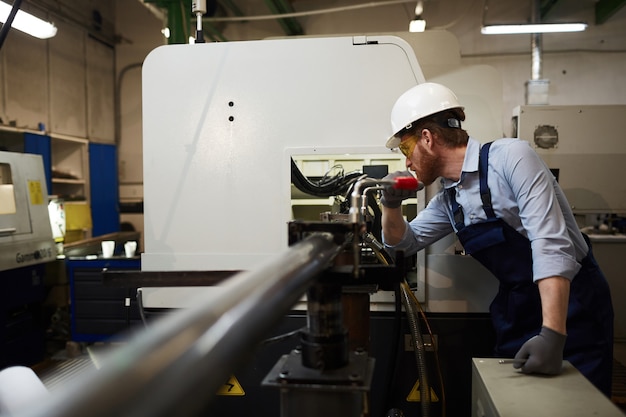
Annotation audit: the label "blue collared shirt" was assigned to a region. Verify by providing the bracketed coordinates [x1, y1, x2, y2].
[383, 137, 588, 281]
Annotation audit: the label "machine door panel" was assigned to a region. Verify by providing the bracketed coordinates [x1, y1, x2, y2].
[0, 160, 32, 236]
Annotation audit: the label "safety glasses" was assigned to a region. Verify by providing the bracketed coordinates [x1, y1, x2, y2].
[398, 134, 419, 158]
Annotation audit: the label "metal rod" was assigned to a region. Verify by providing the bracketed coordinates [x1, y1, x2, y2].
[12, 233, 345, 417]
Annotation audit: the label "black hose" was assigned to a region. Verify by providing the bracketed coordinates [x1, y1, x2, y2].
[0, 0, 23, 50]
[367, 193, 383, 240]
[136, 288, 148, 328]
[290, 157, 362, 198]
[401, 281, 431, 417]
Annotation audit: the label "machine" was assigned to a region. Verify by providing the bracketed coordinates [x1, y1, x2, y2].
[136, 34, 503, 417]
[139, 33, 502, 309]
[512, 104, 626, 215]
[0, 151, 56, 272]
[471, 359, 625, 417]
[137, 33, 625, 416]
[0, 34, 621, 417]
[0, 150, 56, 367]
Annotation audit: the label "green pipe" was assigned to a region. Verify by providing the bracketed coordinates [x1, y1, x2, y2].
[263, 0, 303, 36]
[273, 0, 303, 35]
[145, 0, 191, 44]
[203, 21, 229, 42]
[595, 0, 626, 24]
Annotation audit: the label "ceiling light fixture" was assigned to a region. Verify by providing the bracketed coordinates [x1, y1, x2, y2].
[408, 0, 426, 32]
[481, 22, 587, 35]
[0, 0, 57, 39]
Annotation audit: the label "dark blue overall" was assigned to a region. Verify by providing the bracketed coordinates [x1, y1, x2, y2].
[447, 142, 614, 396]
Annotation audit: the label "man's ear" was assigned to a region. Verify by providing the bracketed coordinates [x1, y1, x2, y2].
[421, 128, 434, 147]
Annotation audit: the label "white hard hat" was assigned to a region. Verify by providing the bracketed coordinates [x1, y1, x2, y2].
[385, 82, 464, 149]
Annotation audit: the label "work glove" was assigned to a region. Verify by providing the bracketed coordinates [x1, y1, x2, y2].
[380, 171, 418, 209]
[513, 326, 566, 375]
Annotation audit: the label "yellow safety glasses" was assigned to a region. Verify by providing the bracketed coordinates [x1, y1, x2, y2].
[398, 134, 419, 158]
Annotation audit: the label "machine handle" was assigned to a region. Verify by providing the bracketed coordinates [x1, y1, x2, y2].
[0, 227, 17, 236]
[393, 176, 424, 191]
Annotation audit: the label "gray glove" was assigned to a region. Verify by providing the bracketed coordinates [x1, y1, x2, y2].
[380, 171, 418, 209]
[513, 326, 566, 375]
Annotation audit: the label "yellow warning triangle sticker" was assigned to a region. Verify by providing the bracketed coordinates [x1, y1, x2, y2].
[406, 380, 439, 402]
[216, 376, 245, 396]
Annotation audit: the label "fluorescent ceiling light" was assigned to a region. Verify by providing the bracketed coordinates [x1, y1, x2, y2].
[0, 1, 57, 39]
[409, 18, 426, 32]
[481, 23, 587, 35]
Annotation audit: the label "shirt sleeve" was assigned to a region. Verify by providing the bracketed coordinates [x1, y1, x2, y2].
[382, 190, 454, 256]
[497, 140, 581, 281]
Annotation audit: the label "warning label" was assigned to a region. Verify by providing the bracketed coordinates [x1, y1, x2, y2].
[406, 380, 439, 402]
[28, 180, 44, 205]
[216, 376, 245, 396]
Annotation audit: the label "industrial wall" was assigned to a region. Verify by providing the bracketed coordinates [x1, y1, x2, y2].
[0, 0, 116, 143]
[0, 0, 625, 185]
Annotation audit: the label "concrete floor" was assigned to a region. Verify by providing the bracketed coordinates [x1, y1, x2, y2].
[30, 342, 626, 415]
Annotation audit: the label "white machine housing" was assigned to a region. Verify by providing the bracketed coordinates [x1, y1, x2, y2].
[0, 151, 56, 271]
[142, 36, 427, 272]
[141, 34, 503, 310]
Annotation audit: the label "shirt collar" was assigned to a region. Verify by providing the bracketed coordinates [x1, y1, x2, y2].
[441, 137, 480, 189]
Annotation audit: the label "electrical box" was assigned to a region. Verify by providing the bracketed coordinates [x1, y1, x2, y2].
[512, 105, 626, 213]
[0, 151, 56, 271]
[471, 358, 624, 417]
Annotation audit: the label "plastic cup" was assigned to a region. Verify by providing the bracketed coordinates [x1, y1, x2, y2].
[101, 240, 115, 258]
[124, 241, 137, 258]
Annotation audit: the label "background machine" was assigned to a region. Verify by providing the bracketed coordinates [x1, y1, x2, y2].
[0, 150, 56, 367]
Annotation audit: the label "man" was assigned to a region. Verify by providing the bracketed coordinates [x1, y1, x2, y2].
[380, 82, 614, 396]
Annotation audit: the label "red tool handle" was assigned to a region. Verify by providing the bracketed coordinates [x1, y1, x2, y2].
[393, 176, 422, 190]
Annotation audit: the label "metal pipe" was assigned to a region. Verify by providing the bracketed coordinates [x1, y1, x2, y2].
[531, 0, 543, 81]
[11, 233, 344, 417]
[530, 33, 542, 80]
[349, 176, 376, 224]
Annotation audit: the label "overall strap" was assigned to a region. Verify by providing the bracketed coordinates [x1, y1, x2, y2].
[448, 141, 495, 230]
[448, 187, 465, 231]
[479, 142, 496, 219]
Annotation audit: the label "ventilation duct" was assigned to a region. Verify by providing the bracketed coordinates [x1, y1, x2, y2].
[525, 0, 549, 105]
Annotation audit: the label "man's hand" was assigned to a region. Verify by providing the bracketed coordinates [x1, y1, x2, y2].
[380, 171, 418, 208]
[513, 326, 566, 375]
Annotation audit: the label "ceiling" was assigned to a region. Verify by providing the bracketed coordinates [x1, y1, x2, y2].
[192, 0, 626, 40]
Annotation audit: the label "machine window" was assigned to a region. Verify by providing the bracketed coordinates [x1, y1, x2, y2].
[0, 163, 17, 215]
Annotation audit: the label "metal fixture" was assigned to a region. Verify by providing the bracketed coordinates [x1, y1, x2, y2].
[262, 176, 419, 417]
[0, 0, 57, 40]
[192, 0, 206, 43]
[409, 0, 426, 32]
[526, 0, 549, 105]
[481, 0, 587, 35]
